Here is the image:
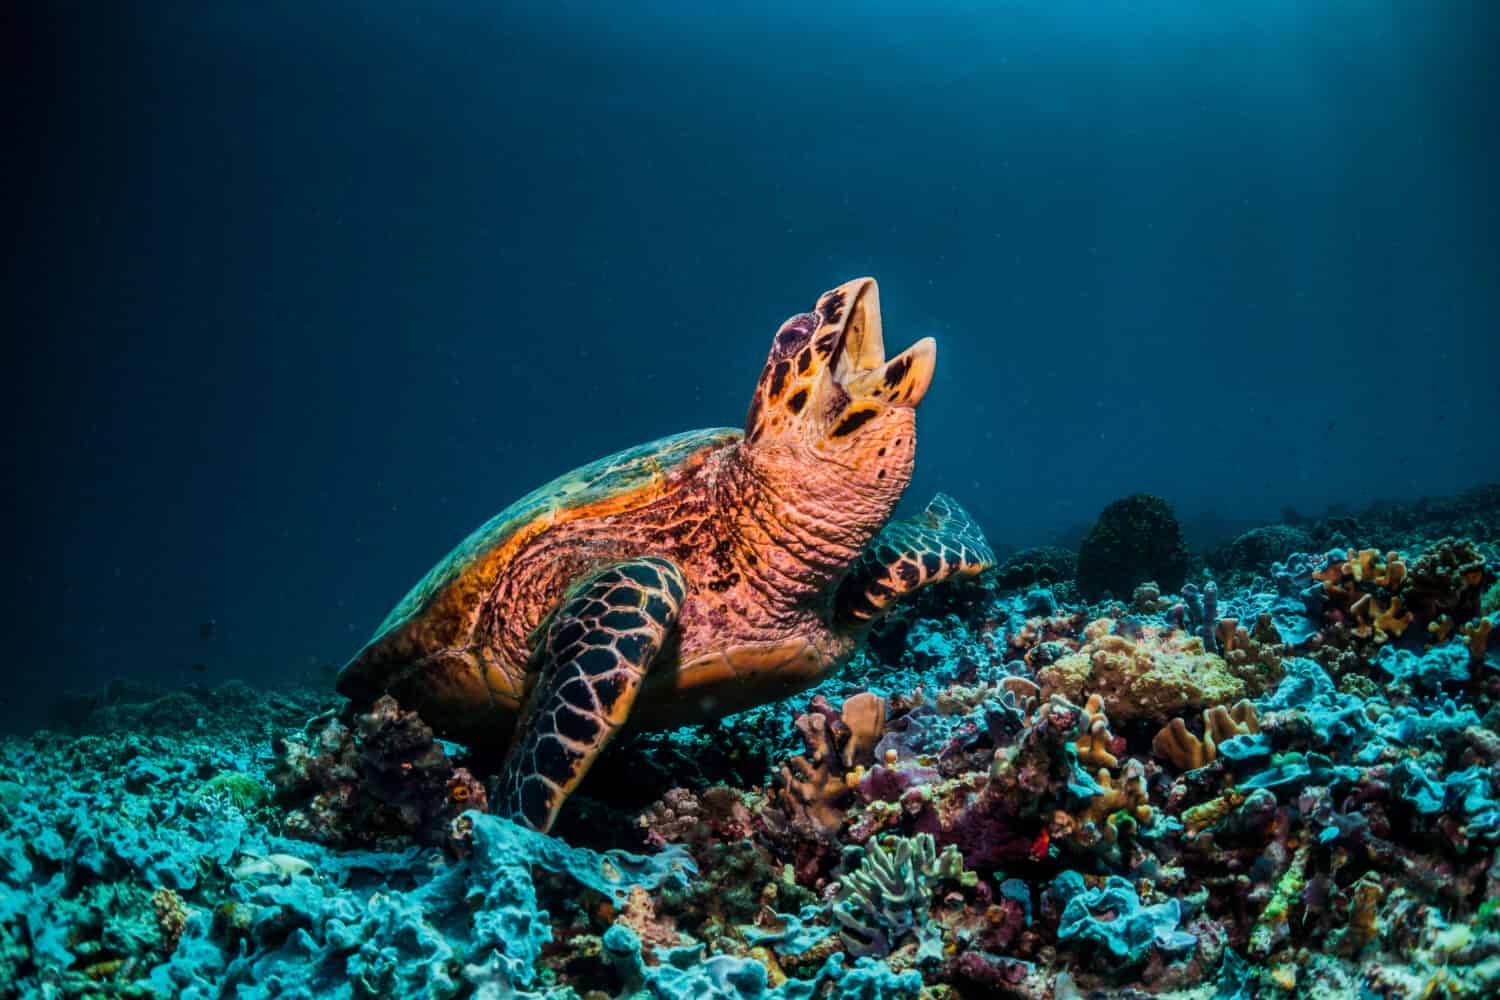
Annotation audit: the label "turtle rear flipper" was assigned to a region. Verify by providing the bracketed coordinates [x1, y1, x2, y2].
[496, 556, 685, 833]
[835, 493, 995, 625]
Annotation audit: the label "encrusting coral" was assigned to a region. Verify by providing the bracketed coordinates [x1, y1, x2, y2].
[1036, 625, 1254, 724]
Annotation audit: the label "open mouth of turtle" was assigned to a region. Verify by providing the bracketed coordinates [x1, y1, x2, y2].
[832, 280, 936, 406]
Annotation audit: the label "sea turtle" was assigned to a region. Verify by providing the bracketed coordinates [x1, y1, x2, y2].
[337, 278, 995, 833]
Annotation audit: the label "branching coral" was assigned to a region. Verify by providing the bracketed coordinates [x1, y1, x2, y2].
[1215, 615, 1287, 688]
[1463, 618, 1493, 665]
[1068, 757, 1152, 846]
[770, 693, 888, 837]
[840, 692, 888, 769]
[1406, 537, 1488, 620]
[1073, 693, 1118, 769]
[1312, 549, 1414, 643]
[832, 832, 967, 958]
[1152, 700, 1260, 771]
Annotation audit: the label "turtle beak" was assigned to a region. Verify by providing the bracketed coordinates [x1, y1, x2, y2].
[826, 278, 886, 383]
[846, 336, 936, 407]
[819, 277, 936, 408]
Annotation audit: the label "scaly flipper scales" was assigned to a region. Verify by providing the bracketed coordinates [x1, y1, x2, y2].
[834, 493, 995, 626]
[497, 556, 685, 832]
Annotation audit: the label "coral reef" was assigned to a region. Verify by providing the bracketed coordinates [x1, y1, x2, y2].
[993, 545, 1078, 591]
[4, 483, 1499, 998]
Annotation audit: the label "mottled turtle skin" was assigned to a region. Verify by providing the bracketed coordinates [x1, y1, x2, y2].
[338, 278, 994, 831]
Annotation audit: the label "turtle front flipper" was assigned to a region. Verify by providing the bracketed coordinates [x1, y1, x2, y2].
[496, 556, 685, 832]
[835, 493, 996, 626]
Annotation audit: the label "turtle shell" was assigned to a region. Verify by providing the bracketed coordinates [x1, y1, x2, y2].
[338, 426, 741, 697]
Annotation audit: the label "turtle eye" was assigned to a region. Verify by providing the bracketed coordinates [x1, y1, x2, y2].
[770, 314, 815, 359]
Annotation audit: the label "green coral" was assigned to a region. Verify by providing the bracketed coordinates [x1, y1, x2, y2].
[832, 832, 968, 961]
[1482, 579, 1500, 617]
[192, 771, 270, 814]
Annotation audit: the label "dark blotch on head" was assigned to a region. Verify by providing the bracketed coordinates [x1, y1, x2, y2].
[768, 360, 790, 398]
[830, 407, 877, 438]
[787, 388, 808, 414]
[820, 289, 846, 325]
[797, 350, 813, 374]
[744, 395, 763, 437]
[897, 561, 921, 585]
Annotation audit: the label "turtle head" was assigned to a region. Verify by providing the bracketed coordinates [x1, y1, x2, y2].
[743, 277, 934, 497]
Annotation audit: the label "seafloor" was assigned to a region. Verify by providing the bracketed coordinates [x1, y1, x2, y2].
[5, 486, 1500, 1000]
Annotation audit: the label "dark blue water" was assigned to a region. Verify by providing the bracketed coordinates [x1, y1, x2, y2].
[7, 1, 1497, 727]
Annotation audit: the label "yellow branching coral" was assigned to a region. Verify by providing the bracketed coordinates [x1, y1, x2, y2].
[1182, 790, 1244, 837]
[1347, 593, 1412, 644]
[1205, 699, 1260, 743]
[1317, 548, 1406, 591]
[1462, 618, 1493, 665]
[1074, 693, 1118, 769]
[1250, 843, 1310, 959]
[1215, 615, 1285, 688]
[840, 692, 887, 769]
[776, 693, 888, 834]
[1152, 700, 1258, 771]
[1314, 550, 1413, 645]
[1153, 717, 1213, 771]
[1062, 759, 1154, 852]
